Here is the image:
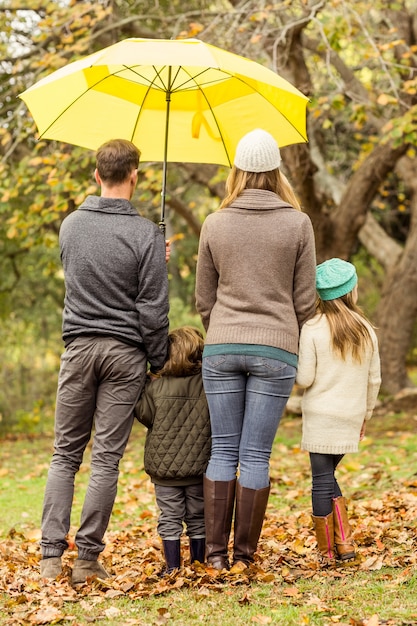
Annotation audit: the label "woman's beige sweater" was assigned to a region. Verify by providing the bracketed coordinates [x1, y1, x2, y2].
[296, 313, 381, 454]
[195, 189, 317, 355]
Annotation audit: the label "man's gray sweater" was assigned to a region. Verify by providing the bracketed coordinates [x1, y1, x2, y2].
[59, 195, 169, 371]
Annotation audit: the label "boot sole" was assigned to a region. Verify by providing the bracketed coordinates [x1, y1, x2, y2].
[337, 553, 356, 561]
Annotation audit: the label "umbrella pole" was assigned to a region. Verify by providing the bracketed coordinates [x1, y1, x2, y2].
[159, 69, 172, 239]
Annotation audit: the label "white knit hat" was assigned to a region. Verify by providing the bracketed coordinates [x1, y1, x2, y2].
[234, 129, 281, 172]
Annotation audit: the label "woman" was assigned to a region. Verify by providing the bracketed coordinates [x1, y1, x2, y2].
[195, 128, 317, 570]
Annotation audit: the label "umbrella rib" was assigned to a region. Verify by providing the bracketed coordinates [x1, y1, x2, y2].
[35, 70, 153, 139]
[218, 73, 308, 143]
[191, 80, 232, 168]
[205, 72, 308, 143]
[168, 67, 222, 92]
[128, 65, 175, 143]
[35, 67, 176, 139]
[36, 84, 98, 139]
[124, 64, 178, 91]
[36, 65, 176, 138]
[124, 65, 220, 92]
[239, 76, 308, 142]
[127, 65, 232, 149]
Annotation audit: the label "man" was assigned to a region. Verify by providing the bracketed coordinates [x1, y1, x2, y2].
[40, 139, 169, 584]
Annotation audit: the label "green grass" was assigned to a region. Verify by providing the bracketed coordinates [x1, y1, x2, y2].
[0, 434, 50, 520]
[1, 410, 417, 625]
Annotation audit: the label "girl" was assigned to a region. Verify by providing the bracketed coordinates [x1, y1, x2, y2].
[296, 258, 381, 564]
[135, 326, 210, 574]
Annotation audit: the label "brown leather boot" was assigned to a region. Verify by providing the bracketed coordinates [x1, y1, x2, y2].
[232, 482, 270, 567]
[332, 496, 356, 560]
[204, 476, 236, 570]
[312, 512, 336, 564]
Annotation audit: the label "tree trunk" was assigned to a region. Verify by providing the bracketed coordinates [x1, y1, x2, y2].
[375, 156, 417, 393]
[320, 143, 409, 261]
[376, 218, 417, 393]
[358, 213, 402, 268]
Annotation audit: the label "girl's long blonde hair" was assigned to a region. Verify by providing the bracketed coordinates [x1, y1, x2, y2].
[317, 292, 374, 363]
[157, 326, 204, 377]
[220, 167, 301, 210]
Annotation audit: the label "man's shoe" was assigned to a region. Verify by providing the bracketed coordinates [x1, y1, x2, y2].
[40, 556, 63, 579]
[72, 558, 110, 584]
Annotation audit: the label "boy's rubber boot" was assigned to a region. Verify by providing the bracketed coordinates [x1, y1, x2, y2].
[72, 558, 110, 584]
[332, 496, 356, 560]
[40, 556, 63, 579]
[312, 512, 336, 565]
[189, 537, 206, 564]
[162, 539, 181, 573]
[232, 482, 270, 567]
[204, 476, 236, 570]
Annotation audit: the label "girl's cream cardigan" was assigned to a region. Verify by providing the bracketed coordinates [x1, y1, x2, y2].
[296, 313, 381, 454]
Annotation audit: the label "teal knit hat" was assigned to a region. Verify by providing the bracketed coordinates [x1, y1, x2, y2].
[316, 258, 358, 301]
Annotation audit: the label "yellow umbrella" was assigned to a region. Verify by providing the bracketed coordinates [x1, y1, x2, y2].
[19, 37, 308, 233]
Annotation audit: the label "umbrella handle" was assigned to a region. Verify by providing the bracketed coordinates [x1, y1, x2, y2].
[159, 221, 166, 237]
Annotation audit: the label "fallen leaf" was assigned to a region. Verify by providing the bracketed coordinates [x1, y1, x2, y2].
[29, 605, 64, 624]
[283, 586, 301, 597]
[360, 555, 384, 571]
[251, 616, 272, 624]
[238, 592, 251, 605]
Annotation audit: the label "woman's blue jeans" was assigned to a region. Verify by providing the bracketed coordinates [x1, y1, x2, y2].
[202, 354, 296, 490]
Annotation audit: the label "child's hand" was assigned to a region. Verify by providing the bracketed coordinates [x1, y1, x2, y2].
[359, 420, 366, 440]
[165, 233, 183, 262]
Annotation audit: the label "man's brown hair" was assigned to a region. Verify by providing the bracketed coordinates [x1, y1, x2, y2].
[96, 139, 140, 185]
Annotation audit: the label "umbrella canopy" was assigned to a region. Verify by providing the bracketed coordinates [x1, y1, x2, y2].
[19, 37, 309, 232]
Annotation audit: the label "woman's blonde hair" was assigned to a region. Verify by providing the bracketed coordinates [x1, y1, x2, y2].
[317, 291, 374, 363]
[157, 326, 204, 377]
[220, 167, 301, 210]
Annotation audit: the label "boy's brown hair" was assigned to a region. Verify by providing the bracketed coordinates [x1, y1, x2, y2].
[158, 326, 204, 377]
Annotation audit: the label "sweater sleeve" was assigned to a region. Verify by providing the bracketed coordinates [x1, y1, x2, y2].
[365, 333, 382, 420]
[293, 217, 317, 330]
[296, 322, 317, 388]
[195, 219, 219, 332]
[135, 229, 169, 371]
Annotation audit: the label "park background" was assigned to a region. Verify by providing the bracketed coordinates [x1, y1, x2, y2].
[1, 1, 417, 624]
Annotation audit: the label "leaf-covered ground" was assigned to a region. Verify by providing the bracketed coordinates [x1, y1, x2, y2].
[1, 400, 417, 625]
